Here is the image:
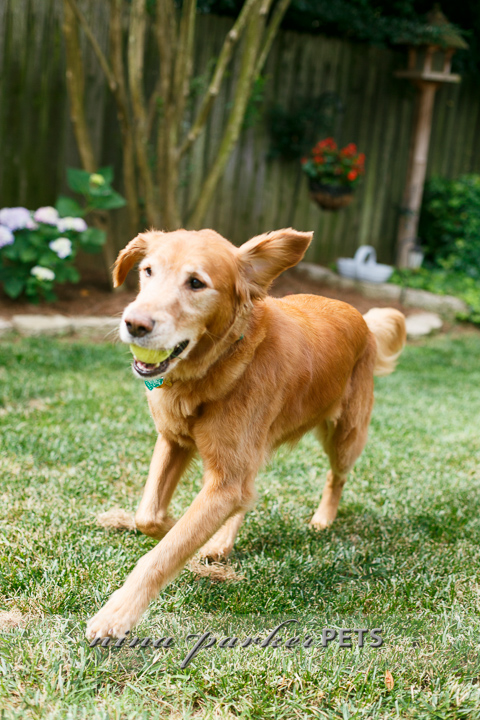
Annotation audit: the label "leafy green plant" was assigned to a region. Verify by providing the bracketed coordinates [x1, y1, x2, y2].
[63, 166, 126, 215]
[390, 267, 480, 325]
[0, 167, 125, 303]
[419, 174, 480, 279]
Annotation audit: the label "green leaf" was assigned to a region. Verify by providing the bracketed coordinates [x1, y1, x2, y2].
[3, 275, 25, 299]
[79, 227, 105, 247]
[97, 166, 114, 185]
[19, 247, 38, 263]
[89, 191, 126, 210]
[56, 195, 84, 218]
[67, 168, 92, 195]
[63, 266, 80, 283]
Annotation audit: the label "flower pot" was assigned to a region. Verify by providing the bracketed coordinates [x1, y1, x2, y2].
[308, 181, 354, 211]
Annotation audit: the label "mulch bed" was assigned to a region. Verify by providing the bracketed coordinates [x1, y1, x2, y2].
[0, 268, 420, 320]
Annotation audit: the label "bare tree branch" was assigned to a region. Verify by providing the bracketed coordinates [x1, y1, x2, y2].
[62, 0, 117, 286]
[187, 0, 275, 228]
[146, 77, 162, 140]
[109, 0, 140, 236]
[173, 0, 197, 134]
[179, 0, 258, 158]
[155, 0, 178, 225]
[156, 0, 177, 106]
[128, 0, 160, 227]
[63, 0, 95, 172]
[64, 0, 117, 94]
[254, 0, 291, 77]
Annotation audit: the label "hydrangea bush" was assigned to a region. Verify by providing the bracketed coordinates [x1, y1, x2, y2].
[0, 167, 125, 302]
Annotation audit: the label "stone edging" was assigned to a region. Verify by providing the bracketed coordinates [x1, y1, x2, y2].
[0, 315, 119, 338]
[294, 262, 468, 319]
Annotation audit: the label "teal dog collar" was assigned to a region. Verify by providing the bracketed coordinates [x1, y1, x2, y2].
[144, 377, 172, 391]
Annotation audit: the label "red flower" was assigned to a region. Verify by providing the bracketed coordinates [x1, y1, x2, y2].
[341, 143, 357, 157]
[317, 137, 337, 150]
[301, 157, 307, 165]
[303, 138, 365, 185]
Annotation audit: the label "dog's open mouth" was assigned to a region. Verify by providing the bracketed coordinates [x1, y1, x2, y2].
[132, 340, 189, 377]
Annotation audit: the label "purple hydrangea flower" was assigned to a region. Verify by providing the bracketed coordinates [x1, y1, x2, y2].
[57, 217, 87, 233]
[0, 225, 14, 248]
[0, 207, 36, 231]
[34, 206, 59, 226]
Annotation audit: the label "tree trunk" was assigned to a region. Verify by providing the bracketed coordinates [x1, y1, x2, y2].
[62, 0, 118, 286]
[188, 0, 273, 228]
[128, 0, 161, 228]
[110, 0, 140, 239]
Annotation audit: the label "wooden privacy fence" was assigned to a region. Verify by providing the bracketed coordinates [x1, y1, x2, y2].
[1, 0, 480, 265]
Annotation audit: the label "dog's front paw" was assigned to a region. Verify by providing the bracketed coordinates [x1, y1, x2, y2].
[309, 513, 334, 530]
[198, 539, 232, 562]
[86, 586, 148, 641]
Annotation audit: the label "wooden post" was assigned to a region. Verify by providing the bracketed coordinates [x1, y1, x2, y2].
[396, 80, 438, 268]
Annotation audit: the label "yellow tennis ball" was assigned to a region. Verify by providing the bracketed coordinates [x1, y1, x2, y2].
[129, 344, 172, 364]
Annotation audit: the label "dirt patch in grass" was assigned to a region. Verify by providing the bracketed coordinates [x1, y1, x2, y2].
[0, 609, 29, 630]
[188, 558, 245, 582]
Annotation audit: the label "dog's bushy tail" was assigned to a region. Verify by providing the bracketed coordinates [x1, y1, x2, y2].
[363, 307, 406, 377]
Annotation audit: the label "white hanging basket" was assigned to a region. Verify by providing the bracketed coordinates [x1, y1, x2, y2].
[337, 245, 394, 284]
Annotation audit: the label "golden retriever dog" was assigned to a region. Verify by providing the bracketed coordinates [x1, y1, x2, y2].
[86, 228, 406, 641]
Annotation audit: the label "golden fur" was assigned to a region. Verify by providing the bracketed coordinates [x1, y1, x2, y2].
[86, 228, 406, 640]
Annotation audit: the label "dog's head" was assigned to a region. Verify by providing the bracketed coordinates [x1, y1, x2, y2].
[114, 228, 313, 379]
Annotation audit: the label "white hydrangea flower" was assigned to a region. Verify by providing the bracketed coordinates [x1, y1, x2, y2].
[34, 206, 59, 226]
[49, 237, 72, 259]
[57, 217, 87, 233]
[31, 266, 55, 281]
[0, 207, 35, 231]
[0, 225, 14, 248]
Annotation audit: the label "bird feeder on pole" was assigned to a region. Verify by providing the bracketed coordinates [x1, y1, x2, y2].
[394, 6, 468, 268]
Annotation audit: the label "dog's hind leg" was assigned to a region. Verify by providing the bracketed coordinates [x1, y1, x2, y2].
[134, 434, 194, 540]
[198, 510, 246, 561]
[310, 342, 375, 530]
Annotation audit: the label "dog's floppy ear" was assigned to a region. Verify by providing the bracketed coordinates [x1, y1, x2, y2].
[237, 228, 313, 298]
[113, 234, 149, 287]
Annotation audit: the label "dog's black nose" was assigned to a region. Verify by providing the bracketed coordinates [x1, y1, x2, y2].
[124, 312, 155, 338]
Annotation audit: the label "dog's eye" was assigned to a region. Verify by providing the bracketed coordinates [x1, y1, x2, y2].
[144, 267, 152, 277]
[188, 277, 206, 290]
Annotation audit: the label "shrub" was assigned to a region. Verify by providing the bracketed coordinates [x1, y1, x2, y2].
[0, 167, 125, 303]
[419, 174, 480, 279]
[390, 267, 480, 326]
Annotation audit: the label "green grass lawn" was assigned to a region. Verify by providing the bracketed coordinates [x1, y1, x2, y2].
[1, 332, 480, 719]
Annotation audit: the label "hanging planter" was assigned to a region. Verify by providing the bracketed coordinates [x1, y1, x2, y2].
[308, 180, 354, 210]
[301, 138, 365, 212]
